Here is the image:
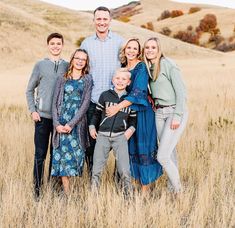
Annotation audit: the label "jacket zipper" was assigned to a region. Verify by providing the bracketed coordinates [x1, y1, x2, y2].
[109, 114, 117, 137]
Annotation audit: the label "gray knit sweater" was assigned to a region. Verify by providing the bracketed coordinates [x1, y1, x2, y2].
[52, 74, 93, 150]
[26, 58, 68, 119]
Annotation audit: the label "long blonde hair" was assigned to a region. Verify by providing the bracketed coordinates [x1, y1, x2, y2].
[143, 37, 164, 81]
[64, 49, 90, 79]
[119, 38, 142, 67]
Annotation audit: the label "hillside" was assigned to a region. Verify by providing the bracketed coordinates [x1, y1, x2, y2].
[130, 0, 235, 50]
[0, 0, 224, 72]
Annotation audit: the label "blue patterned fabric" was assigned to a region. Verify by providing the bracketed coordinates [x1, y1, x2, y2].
[51, 79, 85, 176]
[126, 62, 163, 185]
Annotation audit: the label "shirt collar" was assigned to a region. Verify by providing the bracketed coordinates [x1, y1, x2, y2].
[94, 30, 112, 41]
[111, 87, 127, 98]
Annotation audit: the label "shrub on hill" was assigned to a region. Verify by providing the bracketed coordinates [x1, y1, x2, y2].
[197, 14, 217, 32]
[174, 30, 200, 45]
[215, 42, 235, 52]
[157, 10, 171, 21]
[188, 7, 201, 14]
[187, 25, 193, 31]
[160, 27, 172, 36]
[117, 16, 130, 23]
[209, 34, 224, 46]
[75, 37, 85, 47]
[171, 10, 184, 18]
[146, 22, 154, 31]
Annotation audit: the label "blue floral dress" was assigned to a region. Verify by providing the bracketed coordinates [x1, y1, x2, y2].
[126, 62, 163, 185]
[51, 79, 85, 177]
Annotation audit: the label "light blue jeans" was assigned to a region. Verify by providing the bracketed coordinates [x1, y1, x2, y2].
[155, 106, 188, 192]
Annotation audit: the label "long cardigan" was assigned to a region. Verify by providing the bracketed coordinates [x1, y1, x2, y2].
[52, 74, 93, 150]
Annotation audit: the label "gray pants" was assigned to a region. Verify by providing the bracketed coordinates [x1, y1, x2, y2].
[91, 133, 131, 193]
[155, 106, 188, 192]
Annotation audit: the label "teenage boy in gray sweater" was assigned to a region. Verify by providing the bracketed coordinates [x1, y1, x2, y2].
[89, 69, 136, 195]
[26, 33, 68, 198]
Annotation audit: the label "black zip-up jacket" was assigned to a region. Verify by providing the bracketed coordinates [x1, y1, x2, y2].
[90, 89, 137, 137]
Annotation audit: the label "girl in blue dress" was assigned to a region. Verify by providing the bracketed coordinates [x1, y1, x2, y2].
[51, 49, 92, 194]
[106, 38, 162, 192]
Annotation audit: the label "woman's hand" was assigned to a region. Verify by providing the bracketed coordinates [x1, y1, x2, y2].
[106, 105, 120, 117]
[89, 129, 98, 139]
[170, 120, 180, 130]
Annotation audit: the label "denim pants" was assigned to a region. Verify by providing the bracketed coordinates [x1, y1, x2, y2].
[91, 134, 132, 193]
[34, 117, 53, 196]
[155, 106, 188, 192]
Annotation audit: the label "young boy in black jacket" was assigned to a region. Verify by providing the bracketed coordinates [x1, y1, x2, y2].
[89, 68, 136, 194]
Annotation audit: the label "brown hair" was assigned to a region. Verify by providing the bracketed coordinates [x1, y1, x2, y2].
[143, 37, 164, 81]
[94, 6, 111, 15]
[47, 33, 64, 44]
[64, 49, 90, 79]
[119, 38, 142, 67]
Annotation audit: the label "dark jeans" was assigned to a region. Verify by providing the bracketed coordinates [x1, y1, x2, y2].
[86, 102, 97, 176]
[34, 117, 53, 197]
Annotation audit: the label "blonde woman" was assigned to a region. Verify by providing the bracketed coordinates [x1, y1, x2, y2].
[106, 38, 162, 192]
[143, 37, 188, 193]
[51, 49, 92, 194]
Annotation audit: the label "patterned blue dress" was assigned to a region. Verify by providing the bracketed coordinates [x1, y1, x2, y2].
[51, 79, 85, 177]
[126, 62, 163, 185]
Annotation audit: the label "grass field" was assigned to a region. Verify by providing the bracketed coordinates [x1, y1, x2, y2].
[0, 57, 234, 227]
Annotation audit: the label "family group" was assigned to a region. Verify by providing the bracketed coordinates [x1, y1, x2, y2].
[26, 6, 188, 199]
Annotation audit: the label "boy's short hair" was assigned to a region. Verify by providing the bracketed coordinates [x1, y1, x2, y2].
[93, 6, 111, 15]
[114, 68, 131, 79]
[47, 33, 64, 44]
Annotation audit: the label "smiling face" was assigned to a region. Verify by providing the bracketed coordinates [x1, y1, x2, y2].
[47, 37, 63, 57]
[144, 39, 159, 63]
[112, 71, 131, 92]
[124, 40, 140, 62]
[72, 51, 88, 71]
[94, 10, 111, 35]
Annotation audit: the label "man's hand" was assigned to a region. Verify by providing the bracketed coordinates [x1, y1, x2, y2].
[90, 129, 98, 139]
[31, 112, 41, 122]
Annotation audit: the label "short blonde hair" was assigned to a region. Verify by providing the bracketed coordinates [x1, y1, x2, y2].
[114, 68, 131, 79]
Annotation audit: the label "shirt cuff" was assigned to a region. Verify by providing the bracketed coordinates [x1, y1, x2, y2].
[173, 113, 182, 123]
[89, 125, 96, 131]
[127, 126, 136, 133]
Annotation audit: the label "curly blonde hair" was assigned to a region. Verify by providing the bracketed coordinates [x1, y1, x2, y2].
[119, 38, 142, 67]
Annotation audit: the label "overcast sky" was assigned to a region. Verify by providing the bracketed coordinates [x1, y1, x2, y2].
[172, 0, 235, 9]
[40, 0, 136, 11]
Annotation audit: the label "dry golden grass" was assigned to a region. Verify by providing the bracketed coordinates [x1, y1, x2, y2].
[0, 56, 234, 227]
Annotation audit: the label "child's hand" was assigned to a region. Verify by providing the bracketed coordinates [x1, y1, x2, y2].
[31, 112, 41, 122]
[90, 129, 98, 139]
[64, 124, 72, 133]
[56, 125, 67, 133]
[124, 128, 133, 140]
